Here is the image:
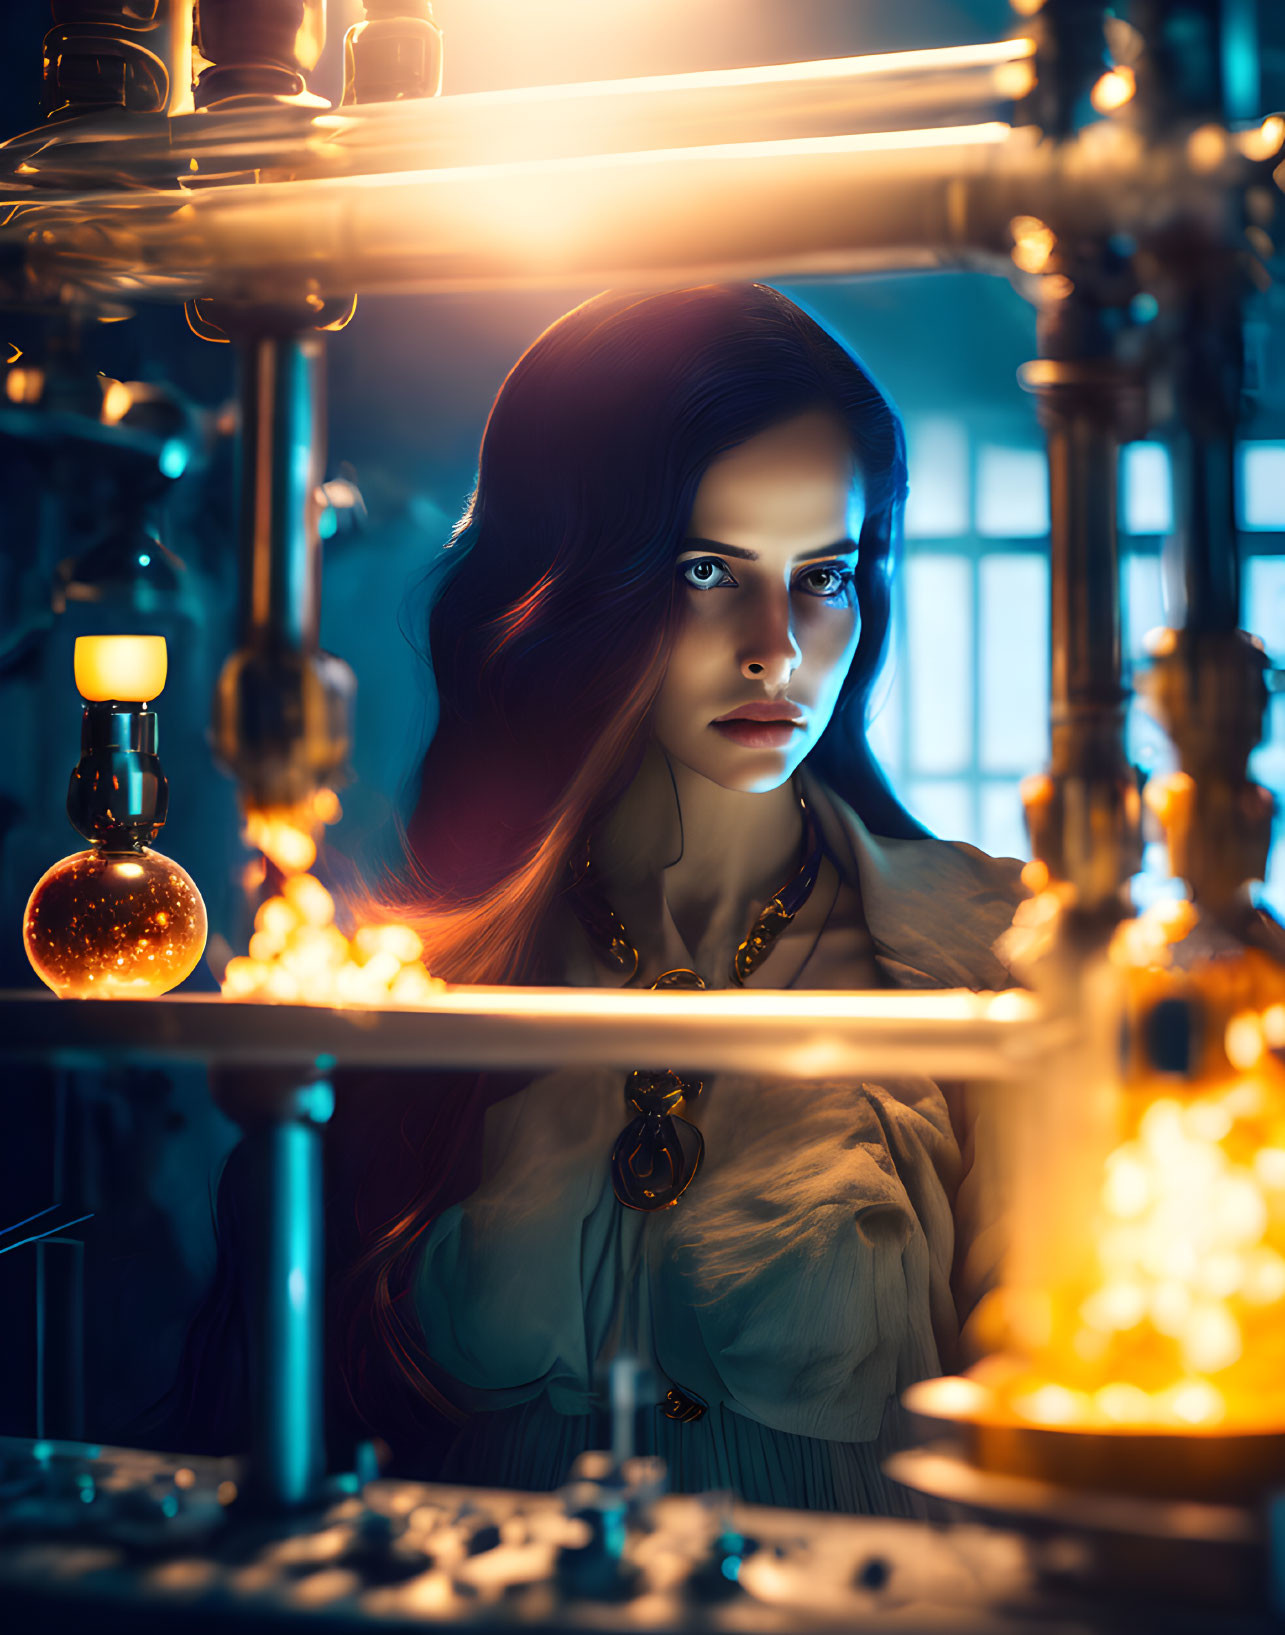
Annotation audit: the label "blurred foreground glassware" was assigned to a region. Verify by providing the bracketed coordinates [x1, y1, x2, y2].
[906, 886, 1285, 1504]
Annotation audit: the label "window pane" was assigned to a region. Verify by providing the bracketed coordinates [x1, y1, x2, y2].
[977, 445, 1050, 538]
[981, 782, 1031, 860]
[906, 778, 972, 843]
[1120, 441, 1173, 536]
[906, 554, 972, 774]
[1239, 442, 1285, 531]
[1125, 552, 1165, 667]
[1246, 557, 1285, 657]
[979, 554, 1048, 773]
[904, 417, 970, 539]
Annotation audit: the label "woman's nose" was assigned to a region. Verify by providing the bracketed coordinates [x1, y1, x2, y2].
[738, 591, 802, 686]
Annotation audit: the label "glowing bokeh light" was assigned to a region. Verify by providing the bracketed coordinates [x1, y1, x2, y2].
[74, 635, 168, 704]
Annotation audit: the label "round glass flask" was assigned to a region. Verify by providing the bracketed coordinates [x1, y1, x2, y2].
[25, 845, 206, 998]
[23, 635, 207, 999]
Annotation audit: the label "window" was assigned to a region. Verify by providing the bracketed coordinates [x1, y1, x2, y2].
[871, 424, 1284, 919]
[1240, 442, 1285, 531]
[976, 444, 1049, 539]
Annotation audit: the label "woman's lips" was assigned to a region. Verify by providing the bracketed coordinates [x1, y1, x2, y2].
[710, 719, 801, 749]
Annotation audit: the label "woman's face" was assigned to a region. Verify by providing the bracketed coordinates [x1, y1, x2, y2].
[652, 409, 866, 794]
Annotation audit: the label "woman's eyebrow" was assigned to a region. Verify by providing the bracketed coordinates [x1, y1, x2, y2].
[680, 536, 859, 563]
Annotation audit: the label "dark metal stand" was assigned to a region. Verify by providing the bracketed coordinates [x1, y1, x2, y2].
[210, 1069, 334, 1511]
[211, 324, 354, 819]
[35, 1236, 84, 1443]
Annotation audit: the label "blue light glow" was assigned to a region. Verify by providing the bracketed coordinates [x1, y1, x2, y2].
[137, 553, 151, 567]
[158, 438, 188, 479]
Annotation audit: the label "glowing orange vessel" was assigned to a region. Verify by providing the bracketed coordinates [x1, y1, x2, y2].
[23, 636, 207, 1000]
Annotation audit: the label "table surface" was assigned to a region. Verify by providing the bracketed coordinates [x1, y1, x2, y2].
[0, 987, 1054, 1081]
[0, 1436, 1269, 1635]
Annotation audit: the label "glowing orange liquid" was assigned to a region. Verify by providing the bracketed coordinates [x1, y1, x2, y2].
[24, 847, 207, 998]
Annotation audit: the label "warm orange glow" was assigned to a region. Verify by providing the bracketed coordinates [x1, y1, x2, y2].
[983, 936, 1285, 1435]
[18, 96, 1015, 304]
[293, 0, 326, 71]
[242, 811, 318, 874]
[451, 37, 1036, 108]
[24, 847, 207, 998]
[605, 120, 1008, 165]
[1141, 772, 1197, 881]
[100, 378, 134, 425]
[1090, 66, 1135, 114]
[74, 635, 168, 703]
[222, 873, 445, 1007]
[1020, 859, 1049, 894]
[1188, 124, 1229, 173]
[1020, 771, 1054, 809]
[6, 365, 42, 403]
[240, 787, 343, 875]
[228, 786, 445, 1006]
[993, 61, 1036, 100]
[992, 1075, 1285, 1427]
[1240, 116, 1285, 162]
[1109, 890, 1198, 969]
[1010, 214, 1056, 275]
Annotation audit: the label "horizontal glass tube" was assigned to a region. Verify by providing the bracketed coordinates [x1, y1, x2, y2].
[12, 121, 1014, 302]
[1, 36, 1034, 192]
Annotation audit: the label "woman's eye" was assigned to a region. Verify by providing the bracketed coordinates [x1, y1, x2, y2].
[797, 564, 855, 600]
[679, 557, 737, 590]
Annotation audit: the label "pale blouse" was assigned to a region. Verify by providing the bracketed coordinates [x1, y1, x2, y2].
[414, 777, 1024, 1511]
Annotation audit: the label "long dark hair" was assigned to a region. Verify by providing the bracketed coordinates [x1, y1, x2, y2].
[334, 283, 925, 1457]
[166, 283, 925, 1467]
[382, 281, 922, 989]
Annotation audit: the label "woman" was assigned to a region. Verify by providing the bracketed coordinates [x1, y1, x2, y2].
[332, 283, 1023, 1514]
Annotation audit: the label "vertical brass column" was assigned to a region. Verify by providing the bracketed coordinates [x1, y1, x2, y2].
[42, 0, 178, 120]
[1126, 0, 1277, 929]
[1009, 2, 1142, 929]
[1021, 273, 1145, 924]
[342, 0, 443, 104]
[192, 0, 328, 109]
[1139, 275, 1273, 923]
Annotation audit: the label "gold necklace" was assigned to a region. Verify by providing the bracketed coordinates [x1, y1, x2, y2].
[569, 796, 825, 1211]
